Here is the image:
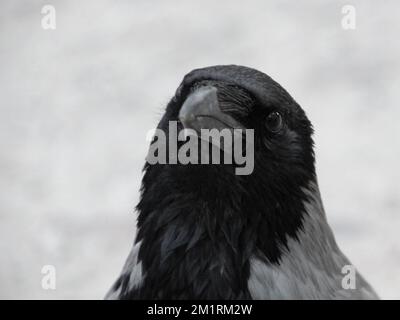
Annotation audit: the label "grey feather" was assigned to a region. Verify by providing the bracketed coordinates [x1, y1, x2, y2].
[248, 182, 379, 300]
[104, 240, 143, 300]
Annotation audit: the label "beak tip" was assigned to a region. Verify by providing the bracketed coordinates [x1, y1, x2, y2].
[178, 86, 217, 129]
[178, 85, 242, 131]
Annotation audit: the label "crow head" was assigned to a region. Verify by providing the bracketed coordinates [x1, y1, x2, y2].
[173, 65, 315, 180]
[134, 65, 317, 299]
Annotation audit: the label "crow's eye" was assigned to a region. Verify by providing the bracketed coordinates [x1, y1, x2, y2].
[265, 111, 283, 133]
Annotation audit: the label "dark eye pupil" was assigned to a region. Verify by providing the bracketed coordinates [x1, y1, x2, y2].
[266, 112, 282, 132]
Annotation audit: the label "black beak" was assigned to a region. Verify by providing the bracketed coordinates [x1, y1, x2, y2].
[178, 86, 244, 132]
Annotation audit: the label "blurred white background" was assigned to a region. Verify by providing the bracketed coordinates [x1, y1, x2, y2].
[0, 0, 399, 299]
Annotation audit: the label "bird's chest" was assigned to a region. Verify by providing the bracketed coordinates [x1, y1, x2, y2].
[139, 222, 252, 299]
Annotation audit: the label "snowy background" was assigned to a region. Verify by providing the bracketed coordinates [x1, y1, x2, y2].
[0, 0, 399, 299]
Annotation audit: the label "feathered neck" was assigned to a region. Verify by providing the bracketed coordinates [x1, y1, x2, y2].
[131, 163, 252, 299]
[124, 160, 320, 299]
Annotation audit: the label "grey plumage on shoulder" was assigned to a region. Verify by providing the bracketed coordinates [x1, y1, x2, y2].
[105, 240, 143, 300]
[248, 182, 379, 300]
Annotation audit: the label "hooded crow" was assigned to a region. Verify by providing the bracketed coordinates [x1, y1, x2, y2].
[105, 65, 378, 300]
